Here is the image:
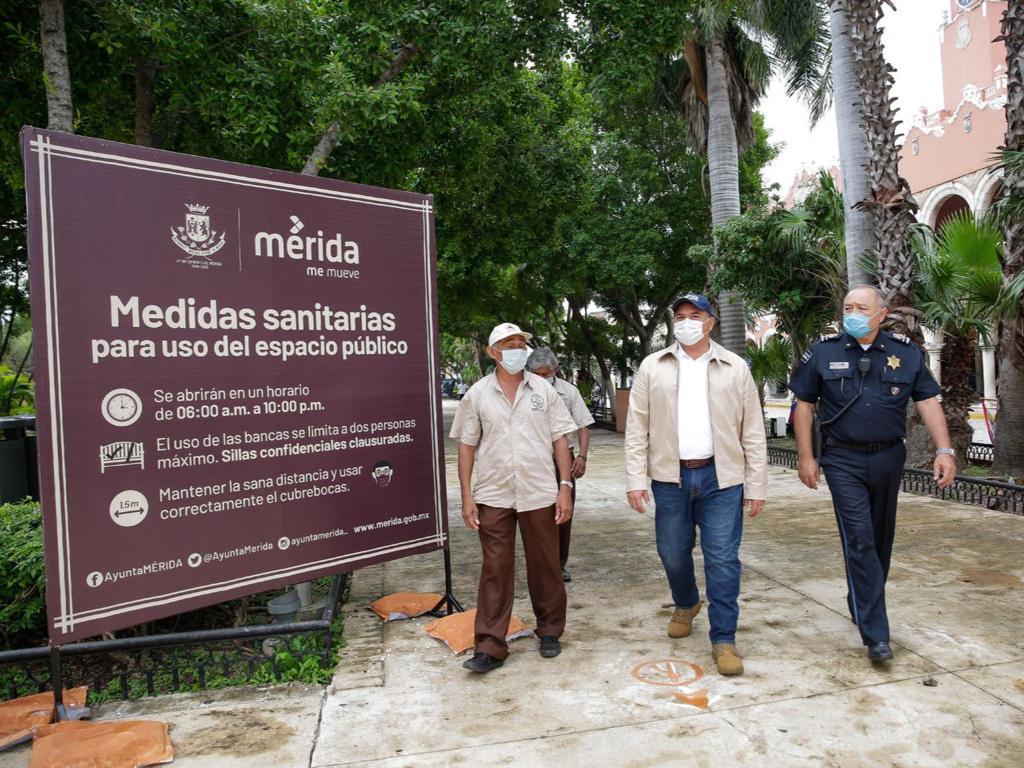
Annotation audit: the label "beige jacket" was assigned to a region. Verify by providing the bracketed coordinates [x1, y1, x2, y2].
[624, 340, 768, 499]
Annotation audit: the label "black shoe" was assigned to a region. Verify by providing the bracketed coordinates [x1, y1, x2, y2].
[462, 652, 504, 673]
[867, 641, 894, 662]
[539, 635, 561, 658]
[561, 568, 572, 583]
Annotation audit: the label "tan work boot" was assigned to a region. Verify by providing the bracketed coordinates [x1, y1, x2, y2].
[667, 602, 702, 638]
[712, 643, 744, 676]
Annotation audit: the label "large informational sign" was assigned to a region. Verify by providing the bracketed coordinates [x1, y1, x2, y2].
[22, 127, 447, 643]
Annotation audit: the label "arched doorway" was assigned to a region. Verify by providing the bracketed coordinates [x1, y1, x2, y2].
[933, 194, 971, 231]
[980, 180, 1004, 215]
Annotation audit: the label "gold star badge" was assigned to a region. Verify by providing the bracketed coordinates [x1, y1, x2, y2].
[887, 354, 901, 370]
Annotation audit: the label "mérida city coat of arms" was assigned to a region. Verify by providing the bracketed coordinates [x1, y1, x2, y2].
[171, 203, 226, 267]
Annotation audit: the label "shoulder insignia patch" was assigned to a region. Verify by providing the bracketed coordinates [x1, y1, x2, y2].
[889, 333, 912, 345]
[800, 349, 813, 364]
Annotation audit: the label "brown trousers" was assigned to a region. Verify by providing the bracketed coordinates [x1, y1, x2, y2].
[474, 504, 566, 659]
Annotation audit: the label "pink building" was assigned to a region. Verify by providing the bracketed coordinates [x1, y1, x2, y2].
[783, 166, 843, 210]
[900, 0, 1007, 229]
[899, 0, 1007, 408]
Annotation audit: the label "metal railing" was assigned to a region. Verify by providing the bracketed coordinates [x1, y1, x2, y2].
[901, 469, 1023, 515]
[0, 573, 350, 702]
[967, 443, 994, 463]
[590, 404, 615, 429]
[766, 446, 1023, 516]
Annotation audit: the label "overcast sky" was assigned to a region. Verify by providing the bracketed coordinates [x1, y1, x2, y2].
[761, 0, 951, 193]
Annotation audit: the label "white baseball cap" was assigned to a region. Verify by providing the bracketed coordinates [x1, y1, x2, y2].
[488, 322, 533, 347]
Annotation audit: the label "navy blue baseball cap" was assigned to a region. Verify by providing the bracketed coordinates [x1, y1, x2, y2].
[671, 293, 716, 316]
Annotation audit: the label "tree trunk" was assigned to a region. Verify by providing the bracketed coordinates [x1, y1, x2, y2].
[706, 38, 746, 356]
[302, 42, 418, 176]
[993, 0, 1024, 477]
[134, 55, 161, 147]
[932, 333, 974, 468]
[472, 337, 489, 378]
[636, 324, 654, 359]
[829, 1, 875, 288]
[842, 0, 919, 337]
[993, 326, 1024, 478]
[568, 298, 613, 402]
[38, 0, 73, 132]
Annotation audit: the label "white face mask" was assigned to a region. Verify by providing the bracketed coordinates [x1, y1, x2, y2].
[499, 348, 529, 374]
[674, 318, 706, 346]
[546, 375, 556, 386]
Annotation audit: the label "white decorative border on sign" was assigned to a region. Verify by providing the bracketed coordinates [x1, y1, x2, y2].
[29, 134, 447, 635]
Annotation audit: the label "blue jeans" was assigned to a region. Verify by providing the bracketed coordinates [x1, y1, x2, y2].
[651, 463, 744, 644]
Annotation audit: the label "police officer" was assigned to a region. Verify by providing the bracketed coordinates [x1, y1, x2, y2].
[789, 286, 956, 663]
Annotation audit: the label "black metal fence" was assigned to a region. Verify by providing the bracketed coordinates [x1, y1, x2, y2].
[967, 442, 994, 464]
[766, 446, 1023, 516]
[590, 404, 615, 430]
[0, 573, 350, 702]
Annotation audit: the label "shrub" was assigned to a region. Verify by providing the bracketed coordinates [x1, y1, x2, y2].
[0, 500, 45, 649]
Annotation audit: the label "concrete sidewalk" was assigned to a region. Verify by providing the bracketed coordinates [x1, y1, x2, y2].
[4, 400, 1022, 766]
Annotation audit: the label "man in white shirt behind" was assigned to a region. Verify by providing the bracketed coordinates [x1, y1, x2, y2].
[624, 294, 767, 676]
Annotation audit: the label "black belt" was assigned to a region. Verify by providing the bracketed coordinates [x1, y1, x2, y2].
[824, 438, 903, 454]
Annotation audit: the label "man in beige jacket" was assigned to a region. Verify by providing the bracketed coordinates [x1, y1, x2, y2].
[624, 294, 767, 675]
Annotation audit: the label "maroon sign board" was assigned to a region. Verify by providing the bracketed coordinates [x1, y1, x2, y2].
[21, 127, 448, 643]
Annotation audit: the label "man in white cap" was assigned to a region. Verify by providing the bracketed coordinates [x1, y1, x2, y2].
[450, 323, 578, 673]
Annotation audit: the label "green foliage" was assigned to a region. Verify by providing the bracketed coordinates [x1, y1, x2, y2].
[747, 334, 793, 411]
[701, 170, 847, 360]
[0, 364, 34, 415]
[912, 213, 1023, 342]
[0, 500, 45, 649]
[440, 332, 481, 382]
[0, 0, 782, 402]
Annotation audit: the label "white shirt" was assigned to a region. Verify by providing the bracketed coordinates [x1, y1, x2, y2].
[674, 344, 714, 459]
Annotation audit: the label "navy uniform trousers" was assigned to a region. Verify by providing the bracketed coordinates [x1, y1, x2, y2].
[819, 441, 905, 645]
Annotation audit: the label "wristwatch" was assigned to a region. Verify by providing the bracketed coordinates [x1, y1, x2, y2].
[559, 480, 574, 488]
[936, 448, 956, 457]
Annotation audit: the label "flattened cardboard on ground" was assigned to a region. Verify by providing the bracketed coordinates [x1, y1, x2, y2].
[0, 689, 88, 752]
[30, 720, 172, 768]
[369, 592, 442, 621]
[424, 609, 532, 654]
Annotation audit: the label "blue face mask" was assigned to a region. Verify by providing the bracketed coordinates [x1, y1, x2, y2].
[843, 311, 876, 339]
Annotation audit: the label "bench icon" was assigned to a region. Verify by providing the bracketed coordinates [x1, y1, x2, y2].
[100, 441, 144, 473]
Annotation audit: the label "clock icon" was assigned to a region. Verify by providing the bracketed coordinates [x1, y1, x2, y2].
[101, 388, 142, 427]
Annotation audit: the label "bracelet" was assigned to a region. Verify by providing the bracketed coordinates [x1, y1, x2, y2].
[579, 455, 587, 460]
[559, 480, 574, 487]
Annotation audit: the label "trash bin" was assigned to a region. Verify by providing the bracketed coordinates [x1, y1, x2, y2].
[267, 590, 302, 624]
[0, 416, 30, 503]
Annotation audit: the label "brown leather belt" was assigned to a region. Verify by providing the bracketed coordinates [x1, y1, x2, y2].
[680, 457, 714, 469]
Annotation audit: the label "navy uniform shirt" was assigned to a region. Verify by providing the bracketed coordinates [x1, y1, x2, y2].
[788, 330, 941, 443]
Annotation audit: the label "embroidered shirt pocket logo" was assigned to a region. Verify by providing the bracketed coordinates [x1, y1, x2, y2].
[530, 394, 545, 412]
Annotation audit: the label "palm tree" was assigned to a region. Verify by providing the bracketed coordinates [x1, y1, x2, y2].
[993, 0, 1024, 478]
[658, 0, 829, 356]
[773, 169, 850, 354]
[838, 0, 918, 334]
[829, 0, 874, 287]
[748, 334, 792, 413]
[912, 213, 1023, 465]
[38, 0, 73, 132]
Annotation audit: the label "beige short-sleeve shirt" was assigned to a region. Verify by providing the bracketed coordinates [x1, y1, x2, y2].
[552, 378, 595, 451]
[450, 371, 577, 511]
